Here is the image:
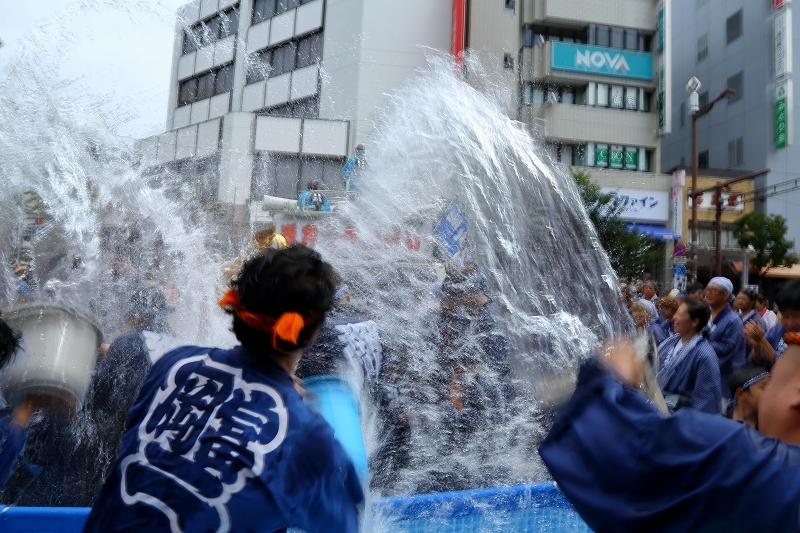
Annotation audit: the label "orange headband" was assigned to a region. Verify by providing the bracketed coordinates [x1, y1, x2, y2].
[784, 332, 800, 346]
[219, 289, 306, 350]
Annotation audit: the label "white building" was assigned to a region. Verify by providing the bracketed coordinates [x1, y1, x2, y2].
[138, 0, 450, 223]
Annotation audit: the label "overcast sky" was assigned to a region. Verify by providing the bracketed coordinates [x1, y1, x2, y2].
[0, 0, 185, 140]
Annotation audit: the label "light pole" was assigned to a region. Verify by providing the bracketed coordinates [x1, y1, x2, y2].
[687, 77, 735, 282]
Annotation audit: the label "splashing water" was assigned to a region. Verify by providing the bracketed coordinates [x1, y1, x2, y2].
[0, 2, 633, 510]
[306, 55, 633, 496]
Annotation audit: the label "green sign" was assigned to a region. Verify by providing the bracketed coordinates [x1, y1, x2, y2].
[596, 146, 608, 166]
[625, 149, 638, 169]
[610, 146, 624, 168]
[776, 84, 788, 149]
[658, 69, 666, 133]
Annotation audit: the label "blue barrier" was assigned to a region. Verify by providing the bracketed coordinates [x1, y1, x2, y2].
[0, 483, 590, 532]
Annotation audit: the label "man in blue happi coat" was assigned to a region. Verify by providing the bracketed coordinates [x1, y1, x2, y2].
[704, 276, 746, 393]
[83, 245, 363, 533]
[540, 334, 800, 532]
[746, 280, 800, 369]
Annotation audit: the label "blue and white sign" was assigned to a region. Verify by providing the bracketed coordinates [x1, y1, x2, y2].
[435, 201, 470, 257]
[552, 42, 654, 81]
[601, 187, 669, 223]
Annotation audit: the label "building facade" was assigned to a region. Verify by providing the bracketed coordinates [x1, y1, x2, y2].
[662, 0, 800, 250]
[464, 0, 674, 285]
[138, 0, 451, 222]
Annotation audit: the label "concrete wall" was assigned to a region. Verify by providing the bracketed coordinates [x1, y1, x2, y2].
[320, 0, 451, 153]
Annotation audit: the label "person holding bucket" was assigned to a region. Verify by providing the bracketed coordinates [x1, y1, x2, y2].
[0, 318, 51, 488]
[84, 245, 363, 533]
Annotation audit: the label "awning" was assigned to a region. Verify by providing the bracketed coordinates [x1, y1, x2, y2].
[625, 223, 681, 242]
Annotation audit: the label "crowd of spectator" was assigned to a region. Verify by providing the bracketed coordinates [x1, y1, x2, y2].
[617, 276, 793, 417]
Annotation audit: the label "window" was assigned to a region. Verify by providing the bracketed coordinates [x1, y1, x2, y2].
[728, 137, 743, 167]
[727, 71, 743, 103]
[570, 143, 650, 171]
[727, 10, 743, 44]
[296, 32, 324, 69]
[524, 25, 588, 47]
[177, 63, 235, 107]
[197, 71, 215, 100]
[610, 27, 624, 48]
[698, 149, 709, 169]
[698, 90, 709, 108]
[247, 32, 323, 84]
[610, 85, 624, 108]
[505, 0, 515, 9]
[219, 8, 240, 39]
[182, 6, 240, 55]
[263, 96, 320, 118]
[624, 29, 638, 50]
[179, 78, 198, 106]
[587, 25, 649, 51]
[247, 51, 271, 84]
[503, 53, 514, 69]
[697, 34, 708, 63]
[183, 26, 202, 54]
[215, 64, 234, 94]
[253, 0, 275, 24]
[252, 154, 345, 199]
[271, 41, 297, 76]
[595, 25, 610, 47]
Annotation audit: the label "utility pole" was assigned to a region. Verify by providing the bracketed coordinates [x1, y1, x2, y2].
[691, 168, 769, 276]
[686, 77, 735, 282]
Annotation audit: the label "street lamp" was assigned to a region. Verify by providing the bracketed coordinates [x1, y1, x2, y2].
[687, 79, 735, 282]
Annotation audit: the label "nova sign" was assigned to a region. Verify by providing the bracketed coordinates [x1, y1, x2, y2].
[552, 42, 654, 81]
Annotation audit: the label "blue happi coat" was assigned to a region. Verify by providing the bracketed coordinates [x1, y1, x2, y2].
[657, 333, 722, 414]
[649, 316, 672, 346]
[0, 414, 25, 488]
[539, 359, 800, 533]
[765, 322, 787, 368]
[83, 345, 363, 533]
[706, 305, 746, 392]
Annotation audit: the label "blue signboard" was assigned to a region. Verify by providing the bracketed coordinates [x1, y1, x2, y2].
[434, 202, 470, 257]
[551, 42, 654, 81]
[673, 265, 687, 277]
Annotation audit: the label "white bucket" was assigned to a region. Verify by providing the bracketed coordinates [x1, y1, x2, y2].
[0, 304, 102, 410]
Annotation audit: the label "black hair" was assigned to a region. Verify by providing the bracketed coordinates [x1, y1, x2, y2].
[755, 293, 768, 306]
[0, 318, 20, 370]
[686, 281, 705, 294]
[228, 245, 336, 354]
[739, 286, 758, 302]
[682, 298, 711, 336]
[727, 366, 769, 398]
[775, 279, 800, 312]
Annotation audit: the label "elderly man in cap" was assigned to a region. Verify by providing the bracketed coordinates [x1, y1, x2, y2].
[704, 276, 746, 394]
